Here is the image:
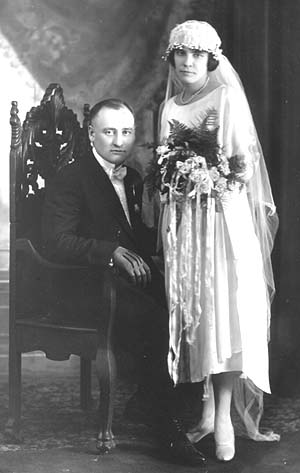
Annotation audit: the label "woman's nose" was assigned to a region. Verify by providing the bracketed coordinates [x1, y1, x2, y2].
[184, 53, 193, 66]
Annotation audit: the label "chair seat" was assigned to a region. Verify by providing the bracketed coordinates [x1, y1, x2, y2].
[15, 317, 98, 361]
[16, 317, 98, 332]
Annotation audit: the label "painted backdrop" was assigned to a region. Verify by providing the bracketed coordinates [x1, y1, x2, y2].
[1, 0, 300, 391]
[0, 0, 223, 249]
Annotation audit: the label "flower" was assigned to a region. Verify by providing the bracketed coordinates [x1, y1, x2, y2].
[145, 110, 247, 202]
[156, 145, 169, 155]
[214, 176, 227, 194]
[199, 173, 213, 194]
[190, 168, 206, 183]
[209, 166, 220, 181]
[177, 160, 193, 175]
[218, 155, 230, 176]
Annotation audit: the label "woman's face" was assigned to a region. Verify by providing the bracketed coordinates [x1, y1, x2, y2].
[174, 47, 209, 87]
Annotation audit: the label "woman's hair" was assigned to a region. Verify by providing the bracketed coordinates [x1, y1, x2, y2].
[168, 49, 219, 72]
[89, 98, 134, 125]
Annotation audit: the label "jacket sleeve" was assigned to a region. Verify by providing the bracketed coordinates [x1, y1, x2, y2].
[42, 163, 118, 267]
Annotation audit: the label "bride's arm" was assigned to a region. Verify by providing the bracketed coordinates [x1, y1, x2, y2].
[221, 86, 257, 182]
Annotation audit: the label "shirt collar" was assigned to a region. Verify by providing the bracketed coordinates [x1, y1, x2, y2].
[92, 146, 115, 175]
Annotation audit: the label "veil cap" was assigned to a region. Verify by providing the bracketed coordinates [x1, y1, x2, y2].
[165, 20, 222, 60]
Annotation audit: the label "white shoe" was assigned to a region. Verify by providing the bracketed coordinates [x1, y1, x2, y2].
[187, 423, 214, 444]
[215, 424, 235, 462]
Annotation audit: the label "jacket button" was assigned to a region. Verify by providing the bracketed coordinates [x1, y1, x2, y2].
[116, 230, 121, 238]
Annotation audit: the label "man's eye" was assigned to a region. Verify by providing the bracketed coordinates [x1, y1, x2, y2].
[104, 130, 114, 136]
[123, 130, 133, 136]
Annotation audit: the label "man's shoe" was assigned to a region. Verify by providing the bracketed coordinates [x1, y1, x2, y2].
[164, 418, 207, 466]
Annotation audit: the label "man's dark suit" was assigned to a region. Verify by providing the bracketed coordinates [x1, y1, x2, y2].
[42, 148, 170, 402]
[43, 147, 154, 267]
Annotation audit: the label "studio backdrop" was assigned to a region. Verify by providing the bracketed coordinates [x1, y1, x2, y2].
[0, 0, 299, 393]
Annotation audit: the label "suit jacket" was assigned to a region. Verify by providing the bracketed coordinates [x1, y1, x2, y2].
[42, 148, 156, 268]
[42, 148, 167, 358]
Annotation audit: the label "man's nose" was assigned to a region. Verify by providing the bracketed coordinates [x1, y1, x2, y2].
[113, 132, 123, 147]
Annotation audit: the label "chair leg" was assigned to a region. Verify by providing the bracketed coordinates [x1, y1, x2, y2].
[95, 269, 117, 453]
[5, 350, 22, 443]
[80, 357, 92, 410]
[95, 344, 116, 453]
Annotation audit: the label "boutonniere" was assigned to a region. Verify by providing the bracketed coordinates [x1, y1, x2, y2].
[130, 183, 141, 215]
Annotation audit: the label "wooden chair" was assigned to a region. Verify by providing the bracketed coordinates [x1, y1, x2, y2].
[6, 83, 117, 453]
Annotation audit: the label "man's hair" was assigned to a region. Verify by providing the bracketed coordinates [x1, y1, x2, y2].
[89, 98, 134, 125]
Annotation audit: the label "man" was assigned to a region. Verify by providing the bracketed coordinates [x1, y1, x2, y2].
[42, 98, 205, 465]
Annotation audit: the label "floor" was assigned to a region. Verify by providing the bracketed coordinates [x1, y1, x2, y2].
[1, 267, 300, 473]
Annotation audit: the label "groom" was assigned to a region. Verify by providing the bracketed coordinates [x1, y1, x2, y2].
[42, 98, 206, 465]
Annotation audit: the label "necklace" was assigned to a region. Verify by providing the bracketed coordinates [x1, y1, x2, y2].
[179, 76, 210, 105]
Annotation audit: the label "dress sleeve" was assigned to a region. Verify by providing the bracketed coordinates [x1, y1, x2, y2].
[219, 86, 257, 182]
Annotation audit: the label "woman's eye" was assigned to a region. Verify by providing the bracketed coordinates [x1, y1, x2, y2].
[123, 130, 132, 136]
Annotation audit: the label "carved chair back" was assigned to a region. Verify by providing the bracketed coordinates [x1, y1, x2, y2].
[12, 83, 82, 245]
[10, 83, 89, 320]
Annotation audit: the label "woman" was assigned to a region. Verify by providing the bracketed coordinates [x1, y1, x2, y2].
[158, 20, 279, 462]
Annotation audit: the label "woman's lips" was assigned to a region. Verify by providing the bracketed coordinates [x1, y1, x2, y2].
[180, 70, 195, 75]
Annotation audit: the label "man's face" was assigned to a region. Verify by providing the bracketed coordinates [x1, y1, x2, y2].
[88, 106, 135, 166]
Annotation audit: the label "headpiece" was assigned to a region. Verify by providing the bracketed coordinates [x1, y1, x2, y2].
[165, 20, 222, 60]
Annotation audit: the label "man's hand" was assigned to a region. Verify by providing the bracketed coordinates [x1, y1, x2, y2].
[112, 246, 151, 288]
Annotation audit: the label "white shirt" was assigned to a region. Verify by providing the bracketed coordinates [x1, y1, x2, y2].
[92, 147, 131, 226]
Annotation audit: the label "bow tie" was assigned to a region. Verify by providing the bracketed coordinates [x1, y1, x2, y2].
[109, 165, 127, 181]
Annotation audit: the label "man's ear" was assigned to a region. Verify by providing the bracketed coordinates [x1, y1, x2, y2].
[88, 125, 95, 142]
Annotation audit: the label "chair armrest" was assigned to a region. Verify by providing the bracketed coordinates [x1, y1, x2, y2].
[15, 238, 111, 272]
[151, 255, 165, 276]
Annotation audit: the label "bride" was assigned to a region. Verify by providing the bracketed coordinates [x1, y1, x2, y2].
[158, 20, 279, 462]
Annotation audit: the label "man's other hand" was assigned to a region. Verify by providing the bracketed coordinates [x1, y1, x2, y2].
[112, 246, 151, 288]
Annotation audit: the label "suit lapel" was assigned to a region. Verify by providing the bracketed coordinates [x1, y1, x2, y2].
[84, 151, 137, 243]
[124, 172, 138, 227]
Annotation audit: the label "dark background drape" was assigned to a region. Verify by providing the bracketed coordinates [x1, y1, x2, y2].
[1, 0, 300, 394]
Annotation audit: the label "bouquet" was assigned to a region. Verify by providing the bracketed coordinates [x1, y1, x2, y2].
[146, 109, 247, 203]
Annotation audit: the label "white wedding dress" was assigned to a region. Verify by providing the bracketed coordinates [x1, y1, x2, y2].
[160, 84, 272, 403]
